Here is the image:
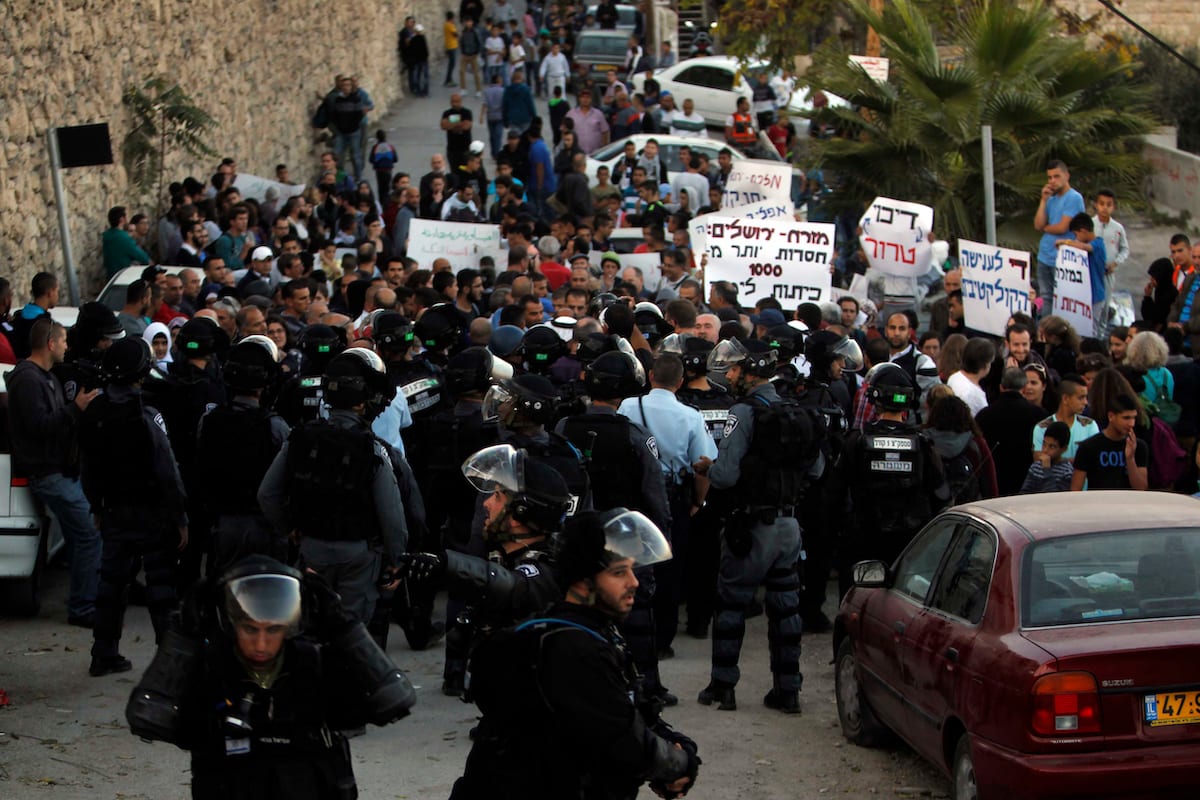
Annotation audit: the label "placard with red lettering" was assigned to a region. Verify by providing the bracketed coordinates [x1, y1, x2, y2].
[694, 215, 834, 308]
[1053, 244, 1094, 335]
[958, 238, 1033, 337]
[858, 197, 934, 277]
[720, 159, 794, 210]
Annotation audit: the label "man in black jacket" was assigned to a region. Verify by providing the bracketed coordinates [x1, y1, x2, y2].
[975, 367, 1048, 496]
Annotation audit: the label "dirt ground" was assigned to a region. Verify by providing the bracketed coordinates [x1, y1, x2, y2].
[0, 566, 950, 800]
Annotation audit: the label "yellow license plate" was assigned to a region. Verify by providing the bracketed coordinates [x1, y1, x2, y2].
[1144, 691, 1200, 727]
[594, 64, 618, 72]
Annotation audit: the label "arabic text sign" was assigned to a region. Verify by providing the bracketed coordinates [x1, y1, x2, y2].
[1053, 245, 1094, 335]
[859, 197, 934, 277]
[407, 219, 505, 271]
[957, 239, 1032, 337]
[721, 159, 793, 210]
[695, 215, 834, 308]
[849, 55, 890, 82]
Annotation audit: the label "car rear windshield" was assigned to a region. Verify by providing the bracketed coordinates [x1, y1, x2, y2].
[1023, 528, 1200, 627]
[575, 36, 628, 59]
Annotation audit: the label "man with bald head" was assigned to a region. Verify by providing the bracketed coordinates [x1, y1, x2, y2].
[695, 313, 720, 343]
[420, 153, 449, 198]
[441, 93, 474, 170]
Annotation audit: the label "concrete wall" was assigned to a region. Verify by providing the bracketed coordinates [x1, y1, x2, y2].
[0, 0, 420, 301]
[1144, 129, 1200, 216]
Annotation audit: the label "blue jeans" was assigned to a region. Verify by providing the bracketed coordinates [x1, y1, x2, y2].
[487, 118, 505, 159]
[333, 130, 364, 180]
[445, 49, 458, 84]
[411, 61, 430, 96]
[1036, 259, 1056, 316]
[30, 473, 101, 618]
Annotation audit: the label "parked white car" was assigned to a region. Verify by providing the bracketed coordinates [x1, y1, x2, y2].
[584, 132, 800, 193]
[631, 56, 847, 133]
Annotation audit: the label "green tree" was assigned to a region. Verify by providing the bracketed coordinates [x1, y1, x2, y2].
[801, 0, 1155, 243]
[121, 78, 218, 216]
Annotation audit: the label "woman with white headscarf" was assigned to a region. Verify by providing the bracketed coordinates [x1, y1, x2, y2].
[143, 321, 174, 371]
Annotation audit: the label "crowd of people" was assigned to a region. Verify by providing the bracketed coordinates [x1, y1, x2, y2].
[5, 7, 1200, 792]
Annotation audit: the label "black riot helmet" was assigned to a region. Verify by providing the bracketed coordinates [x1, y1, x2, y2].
[576, 332, 622, 365]
[300, 325, 344, 373]
[587, 292, 619, 320]
[218, 555, 304, 638]
[865, 362, 918, 411]
[323, 347, 396, 415]
[764, 324, 803, 363]
[482, 373, 560, 426]
[70, 301, 125, 352]
[679, 336, 714, 378]
[805, 330, 863, 375]
[462, 444, 572, 538]
[522, 324, 568, 373]
[445, 346, 514, 396]
[414, 304, 465, 353]
[555, 508, 672, 591]
[584, 348, 646, 400]
[102, 337, 153, 385]
[373, 311, 416, 355]
[709, 337, 777, 378]
[224, 335, 281, 392]
[176, 318, 217, 359]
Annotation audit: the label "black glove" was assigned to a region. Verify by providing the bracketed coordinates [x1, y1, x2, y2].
[303, 570, 358, 641]
[395, 551, 446, 584]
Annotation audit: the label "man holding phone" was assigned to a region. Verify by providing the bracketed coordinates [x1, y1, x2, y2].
[441, 93, 474, 170]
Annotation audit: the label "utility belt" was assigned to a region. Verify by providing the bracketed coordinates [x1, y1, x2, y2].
[735, 505, 793, 525]
[666, 474, 695, 506]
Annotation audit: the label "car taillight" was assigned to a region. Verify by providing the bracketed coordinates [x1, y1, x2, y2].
[11, 477, 28, 487]
[1031, 672, 1102, 735]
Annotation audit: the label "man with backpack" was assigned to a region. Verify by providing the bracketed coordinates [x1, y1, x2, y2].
[449, 508, 699, 800]
[692, 339, 825, 715]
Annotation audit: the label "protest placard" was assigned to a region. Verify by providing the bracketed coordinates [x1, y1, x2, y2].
[694, 215, 834, 307]
[1053, 245, 1094, 335]
[849, 55, 890, 82]
[232, 173, 306, 204]
[589, 250, 663, 293]
[957, 239, 1033, 337]
[858, 197, 934, 277]
[407, 219, 505, 271]
[721, 159, 793, 210]
[732, 199, 795, 222]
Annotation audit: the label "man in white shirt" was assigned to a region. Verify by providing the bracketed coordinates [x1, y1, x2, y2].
[946, 338, 995, 417]
[668, 98, 706, 138]
[484, 24, 507, 86]
[539, 42, 571, 100]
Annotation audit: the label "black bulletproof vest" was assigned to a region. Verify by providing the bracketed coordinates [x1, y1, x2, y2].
[559, 414, 642, 512]
[80, 394, 160, 511]
[284, 420, 379, 541]
[197, 405, 280, 515]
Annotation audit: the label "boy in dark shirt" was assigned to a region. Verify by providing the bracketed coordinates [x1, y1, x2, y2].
[1070, 393, 1148, 491]
[1020, 421, 1074, 494]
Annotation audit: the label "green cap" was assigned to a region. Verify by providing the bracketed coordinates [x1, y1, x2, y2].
[601, 251, 621, 268]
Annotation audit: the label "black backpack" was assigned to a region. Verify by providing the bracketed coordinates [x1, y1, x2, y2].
[284, 420, 380, 541]
[739, 398, 826, 507]
[942, 439, 983, 505]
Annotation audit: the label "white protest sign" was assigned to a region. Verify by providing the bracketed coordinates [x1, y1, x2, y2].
[859, 197, 934, 277]
[732, 199, 795, 222]
[694, 215, 835, 307]
[232, 173, 306, 204]
[721, 159, 793, 210]
[849, 55, 890, 82]
[830, 273, 870, 304]
[1053, 245, 1094, 334]
[589, 250, 664, 293]
[407, 219, 505, 271]
[957, 239, 1033, 337]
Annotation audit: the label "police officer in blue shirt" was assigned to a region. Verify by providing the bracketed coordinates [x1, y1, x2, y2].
[618, 348, 716, 655]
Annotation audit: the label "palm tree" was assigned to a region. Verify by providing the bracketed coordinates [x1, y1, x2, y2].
[803, 0, 1155, 243]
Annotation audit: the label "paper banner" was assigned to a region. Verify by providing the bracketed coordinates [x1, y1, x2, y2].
[406, 219, 506, 271]
[858, 197, 934, 277]
[231, 172, 307, 204]
[849, 55, 890, 82]
[694, 215, 834, 308]
[957, 239, 1033, 337]
[1053, 245, 1094, 335]
[721, 159, 793, 210]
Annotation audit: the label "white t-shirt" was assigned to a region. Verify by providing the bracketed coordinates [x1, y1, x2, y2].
[485, 36, 506, 67]
[947, 371, 988, 416]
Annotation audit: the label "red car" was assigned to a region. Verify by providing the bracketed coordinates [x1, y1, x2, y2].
[833, 491, 1200, 800]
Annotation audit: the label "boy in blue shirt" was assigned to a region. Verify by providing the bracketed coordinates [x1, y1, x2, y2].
[1056, 212, 1107, 337]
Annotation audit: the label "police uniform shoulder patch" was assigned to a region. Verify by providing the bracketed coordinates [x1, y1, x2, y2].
[722, 415, 740, 439]
[646, 436, 659, 459]
[153, 412, 169, 434]
[515, 563, 541, 578]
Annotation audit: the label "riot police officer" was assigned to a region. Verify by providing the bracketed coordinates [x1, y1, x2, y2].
[450, 509, 698, 800]
[669, 335, 736, 638]
[258, 349, 408, 624]
[399, 443, 570, 696]
[836, 362, 948, 598]
[557, 347, 673, 705]
[195, 336, 289, 574]
[125, 555, 416, 800]
[791, 330, 861, 632]
[273, 324, 344, 427]
[693, 339, 824, 714]
[520, 324, 569, 379]
[56, 301, 126, 403]
[79, 337, 188, 676]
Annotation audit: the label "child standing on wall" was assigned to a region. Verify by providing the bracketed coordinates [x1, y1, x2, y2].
[1092, 189, 1129, 338]
[1056, 213, 1108, 339]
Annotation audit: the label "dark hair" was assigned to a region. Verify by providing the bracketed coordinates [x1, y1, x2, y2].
[1170, 233, 1191, 248]
[32, 271, 58, 299]
[665, 299, 697, 328]
[924, 394, 981, 436]
[917, 330, 941, 349]
[498, 305, 525, 327]
[432, 271, 457, 294]
[1046, 160, 1069, 172]
[1110, 392, 1140, 416]
[126, 279, 150, 305]
[281, 278, 312, 300]
[651, 353, 684, 386]
[1068, 212, 1094, 233]
[797, 302, 822, 330]
[1043, 420, 1071, 448]
[107, 206, 126, 228]
[962, 338, 996, 373]
[1005, 323, 1031, 341]
[840, 296, 860, 312]
[456, 268, 480, 293]
[1096, 189, 1115, 202]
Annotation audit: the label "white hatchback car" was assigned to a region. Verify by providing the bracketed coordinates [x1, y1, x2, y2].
[631, 56, 847, 133]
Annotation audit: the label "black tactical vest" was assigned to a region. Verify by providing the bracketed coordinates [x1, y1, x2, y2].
[196, 406, 281, 515]
[284, 420, 380, 541]
[559, 414, 642, 513]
